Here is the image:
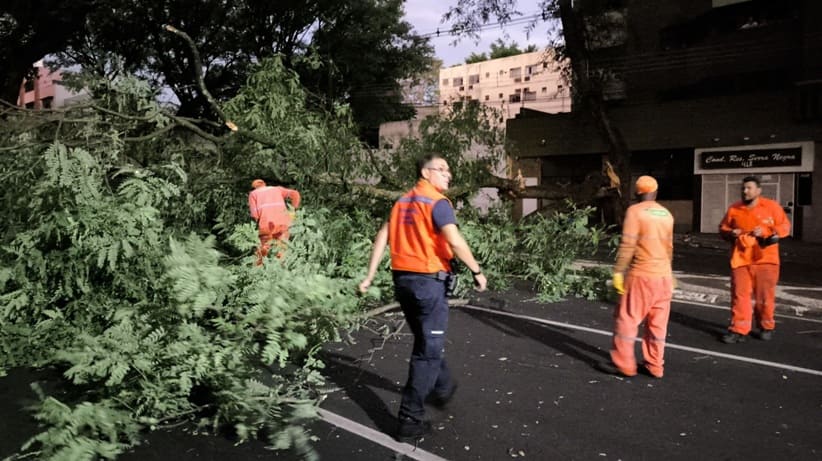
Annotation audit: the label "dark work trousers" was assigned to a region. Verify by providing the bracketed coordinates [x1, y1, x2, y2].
[394, 273, 452, 423]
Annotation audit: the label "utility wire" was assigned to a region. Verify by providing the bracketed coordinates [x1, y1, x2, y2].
[417, 13, 547, 39]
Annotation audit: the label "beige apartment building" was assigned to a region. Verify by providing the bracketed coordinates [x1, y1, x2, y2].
[437, 51, 571, 216]
[438, 51, 571, 120]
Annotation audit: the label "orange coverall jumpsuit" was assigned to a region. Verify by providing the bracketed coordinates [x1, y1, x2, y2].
[611, 201, 674, 378]
[248, 185, 300, 264]
[719, 197, 790, 335]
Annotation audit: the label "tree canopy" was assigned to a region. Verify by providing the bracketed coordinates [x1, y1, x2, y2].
[1, 0, 434, 144]
[0, 0, 95, 106]
[0, 51, 610, 458]
[464, 39, 539, 63]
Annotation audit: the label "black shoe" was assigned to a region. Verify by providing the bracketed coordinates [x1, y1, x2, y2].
[721, 332, 747, 344]
[396, 418, 431, 441]
[429, 383, 458, 409]
[594, 361, 636, 378]
[755, 329, 774, 341]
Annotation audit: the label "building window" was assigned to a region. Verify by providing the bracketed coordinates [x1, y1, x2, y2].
[526, 65, 538, 75]
[509, 67, 522, 79]
[498, 93, 504, 99]
[509, 93, 521, 103]
[453, 77, 463, 86]
[485, 72, 490, 78]
[485, 95, 490, 101]
[524, 88, 537, 101]
[541, 87, 548, 93]
[469, 74, 480, 84]
[442, 78, 449, 86]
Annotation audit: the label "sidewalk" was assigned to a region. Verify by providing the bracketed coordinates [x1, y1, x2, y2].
[583, 232, 822, 318]
[676, 232, 822, 266]
[674, 233, 822, 317]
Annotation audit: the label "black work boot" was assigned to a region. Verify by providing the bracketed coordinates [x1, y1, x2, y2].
[755, 329, 774, 341]
[721, 331, 748, 344]
[396, 418, 432, 441]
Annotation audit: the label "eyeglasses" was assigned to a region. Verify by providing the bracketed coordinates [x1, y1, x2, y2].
[426, 167, 451, 175]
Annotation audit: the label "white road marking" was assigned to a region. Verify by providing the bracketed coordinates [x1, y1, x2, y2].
[460, 304, 822, 377]
[580, 259, 822, 312]
[671, 298, 822, 324]
[318, 408, 450, 461]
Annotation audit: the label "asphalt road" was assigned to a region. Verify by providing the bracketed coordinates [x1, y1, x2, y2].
[317, 290, 822, 461]
[2, 287, 821, 460]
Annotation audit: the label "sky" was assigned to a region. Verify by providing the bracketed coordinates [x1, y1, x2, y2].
[402, 0, 554, 67]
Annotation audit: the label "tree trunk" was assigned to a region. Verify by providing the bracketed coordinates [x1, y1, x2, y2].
[557, 0, 631, 225]
[1, 67, 26, 106]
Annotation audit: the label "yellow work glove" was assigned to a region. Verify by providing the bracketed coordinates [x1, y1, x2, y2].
[612, 272, 625, 295]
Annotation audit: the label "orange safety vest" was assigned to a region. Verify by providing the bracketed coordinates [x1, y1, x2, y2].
[613, 201, 674, 278]
[389, 179, 454, 273]
[719, 197, 791, 268]
[248, 186, 300, 232]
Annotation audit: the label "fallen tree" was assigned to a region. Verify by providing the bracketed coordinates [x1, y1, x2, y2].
[0, 29, 613, 460]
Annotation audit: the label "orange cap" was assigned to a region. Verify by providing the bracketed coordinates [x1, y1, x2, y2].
[251, 179, 266, 189]
[635, 175, 658, 195]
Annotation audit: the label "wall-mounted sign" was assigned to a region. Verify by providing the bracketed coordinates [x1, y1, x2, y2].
[694, 141, 814, 174]
[699, 147, 802, 170]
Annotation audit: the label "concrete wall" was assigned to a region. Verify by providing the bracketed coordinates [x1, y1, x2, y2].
[801, 144, 822, 242]
[378, 106, 439, 149]
[509, 91, 822, 157]
[511, 157, 541, 219]
[658, 200, 694, 233]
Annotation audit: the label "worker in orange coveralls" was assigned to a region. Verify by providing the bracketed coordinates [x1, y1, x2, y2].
[719, 176, 790, 344]
[248, 179, 300, 265]
[597, 175, 674, 379]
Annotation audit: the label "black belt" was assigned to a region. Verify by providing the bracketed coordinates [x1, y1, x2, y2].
[393, 270, 449, 281]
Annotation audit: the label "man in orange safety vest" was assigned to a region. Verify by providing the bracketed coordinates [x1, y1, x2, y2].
[248, 179, 300, 265]
[719, 176, 790, 343]
[358, 154, 487, 441]
[598, 175, 675, 379]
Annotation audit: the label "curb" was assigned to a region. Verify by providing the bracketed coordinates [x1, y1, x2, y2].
[574, 259, 822, 319]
